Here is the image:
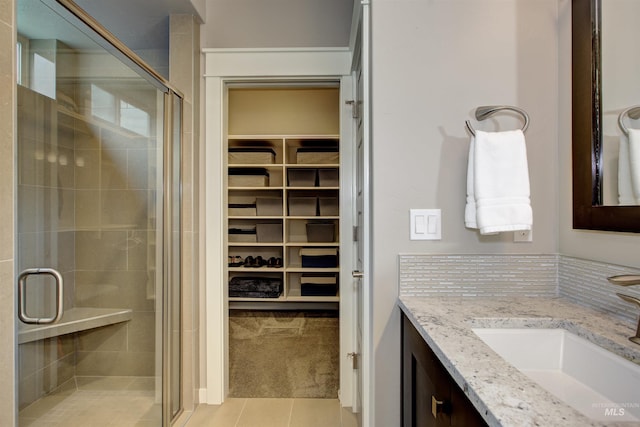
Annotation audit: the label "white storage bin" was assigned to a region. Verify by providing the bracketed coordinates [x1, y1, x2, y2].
[228, 168, 269, 187]
[228, 147, 276, 164]
[296, 147, 339, 164]
[229, 227, 257, 242]
[228, 203, 256, 216]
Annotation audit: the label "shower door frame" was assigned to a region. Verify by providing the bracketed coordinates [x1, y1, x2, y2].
[14, 0, 184, 425]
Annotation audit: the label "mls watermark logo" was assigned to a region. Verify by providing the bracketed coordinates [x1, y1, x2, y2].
[593, 402, 639, 419]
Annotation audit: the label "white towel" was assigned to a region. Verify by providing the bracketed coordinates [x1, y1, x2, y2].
[628, 129, 640, 203]
[465, 136, 478, 228]
[618, 134, 635, 205]
[465, 129, 532, 235]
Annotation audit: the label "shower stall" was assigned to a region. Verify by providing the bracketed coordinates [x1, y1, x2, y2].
[15, 0, 182, 425]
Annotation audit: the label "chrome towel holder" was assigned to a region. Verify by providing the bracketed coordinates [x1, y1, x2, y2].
[465, 105, 530, 136]
[618, 105, 640, 136]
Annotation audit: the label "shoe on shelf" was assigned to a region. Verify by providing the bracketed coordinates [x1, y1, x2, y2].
[229, 256, 244, 267]
[244, 255, 256, 267]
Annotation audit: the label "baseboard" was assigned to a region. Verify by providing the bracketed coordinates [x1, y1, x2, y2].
[198, 388, 208, 404]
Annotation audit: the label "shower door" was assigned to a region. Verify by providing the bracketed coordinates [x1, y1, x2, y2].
[16, 0, 181, 425]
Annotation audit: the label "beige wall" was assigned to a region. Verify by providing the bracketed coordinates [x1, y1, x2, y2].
[370, 0, 560, 425]
[0, 0, 16, 424]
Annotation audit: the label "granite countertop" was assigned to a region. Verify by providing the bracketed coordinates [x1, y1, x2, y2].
[398, 296, 640, 427]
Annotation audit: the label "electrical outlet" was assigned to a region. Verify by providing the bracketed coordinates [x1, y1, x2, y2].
[513, 229, 532, 242]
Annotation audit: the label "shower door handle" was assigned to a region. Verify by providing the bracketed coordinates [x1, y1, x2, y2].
[17, 268, 64, 324]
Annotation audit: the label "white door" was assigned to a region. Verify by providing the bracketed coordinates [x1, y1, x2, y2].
[351, 3, 371, 426]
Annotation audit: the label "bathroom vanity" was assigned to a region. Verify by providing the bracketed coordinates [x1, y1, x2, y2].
[402, 314, 488, 426]
[399, 296, 640, 426]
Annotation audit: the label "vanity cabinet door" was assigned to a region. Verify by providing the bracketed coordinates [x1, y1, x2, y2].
[402, 314, 487, 427]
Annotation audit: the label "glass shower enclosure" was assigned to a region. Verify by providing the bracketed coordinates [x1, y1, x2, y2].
[15, 0, 182, 425]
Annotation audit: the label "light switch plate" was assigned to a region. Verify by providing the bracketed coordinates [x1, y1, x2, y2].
[410, 209, 441, 240]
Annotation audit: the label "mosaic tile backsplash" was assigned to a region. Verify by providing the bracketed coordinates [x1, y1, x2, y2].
[399, 254, 640, 324]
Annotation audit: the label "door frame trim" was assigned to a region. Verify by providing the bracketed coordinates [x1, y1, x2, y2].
[202, 48, 356, 405]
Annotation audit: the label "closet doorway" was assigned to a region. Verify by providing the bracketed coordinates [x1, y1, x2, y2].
[224, 83, 349, 399]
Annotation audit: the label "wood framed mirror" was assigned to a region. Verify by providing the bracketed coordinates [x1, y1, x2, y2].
[572, 0, 640, 232]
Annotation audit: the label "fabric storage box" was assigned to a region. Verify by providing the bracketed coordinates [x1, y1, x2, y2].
[229, 226, 256, 242]
[288, 168, 317, 187]
[288, 197, 317, 216]
[296, 147, 339, 164]
[228, 203, 256, 216]
[306, 221, 335, 242]
[228, 168, 269, 187]
[228, 147, 276, 164]
[317, 168, 339, 187]
[319, 197, 339, 216]
[301, 274, 338, 296]
[256, 223, 283, 242]
[256, 197, 282, 216]
[300, 248, 338, 268]
[229, 276, 282, 298]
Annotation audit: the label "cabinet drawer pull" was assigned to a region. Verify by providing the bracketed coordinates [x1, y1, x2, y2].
[431, 396, 444, 418]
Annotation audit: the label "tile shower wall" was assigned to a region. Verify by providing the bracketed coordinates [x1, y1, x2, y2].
[69, 84, 158, 378]
[17, 79, 158, 408]
[0, 0, 16, 421]
[399, 254, 640, 325]
[17, 86, 77, 408]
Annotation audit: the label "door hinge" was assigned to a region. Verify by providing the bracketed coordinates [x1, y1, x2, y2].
[347, 352, 359, 369]
[353, 225, 359, 242]
[346, 100, 361, 120]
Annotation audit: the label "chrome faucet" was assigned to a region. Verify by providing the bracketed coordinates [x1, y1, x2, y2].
[607, 275, 640, 345]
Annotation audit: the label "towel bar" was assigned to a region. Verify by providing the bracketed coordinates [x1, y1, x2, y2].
[465, 105, 530, 136]
[618, 105, 640, 135]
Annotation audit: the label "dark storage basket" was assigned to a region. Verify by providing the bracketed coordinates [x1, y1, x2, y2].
[301, 273, 338, 296]
[306, 222, 335, 242]
[256, 223, 283, 243]
[300, 248, 338, 268]
[229, 276, 282, 298]
[288, 168, 317, 187]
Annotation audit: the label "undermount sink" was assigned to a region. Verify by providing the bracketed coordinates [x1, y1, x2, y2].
[472, 328, 640, 422]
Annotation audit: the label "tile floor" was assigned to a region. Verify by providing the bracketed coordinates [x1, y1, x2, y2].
[183, 398, 358, 427]
[18, 377, 357, 427]
[18, 376, 160, 427]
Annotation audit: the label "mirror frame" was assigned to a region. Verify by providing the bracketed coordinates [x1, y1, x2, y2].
[572, 0, 640, 232]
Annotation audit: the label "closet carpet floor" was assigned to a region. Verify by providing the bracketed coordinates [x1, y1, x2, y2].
[229, 310, 339, 398]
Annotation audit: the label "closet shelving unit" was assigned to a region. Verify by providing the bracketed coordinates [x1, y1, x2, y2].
[227, 135, 340, 306]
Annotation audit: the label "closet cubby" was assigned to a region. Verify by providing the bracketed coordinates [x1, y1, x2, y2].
[226, 136, 340, 304]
